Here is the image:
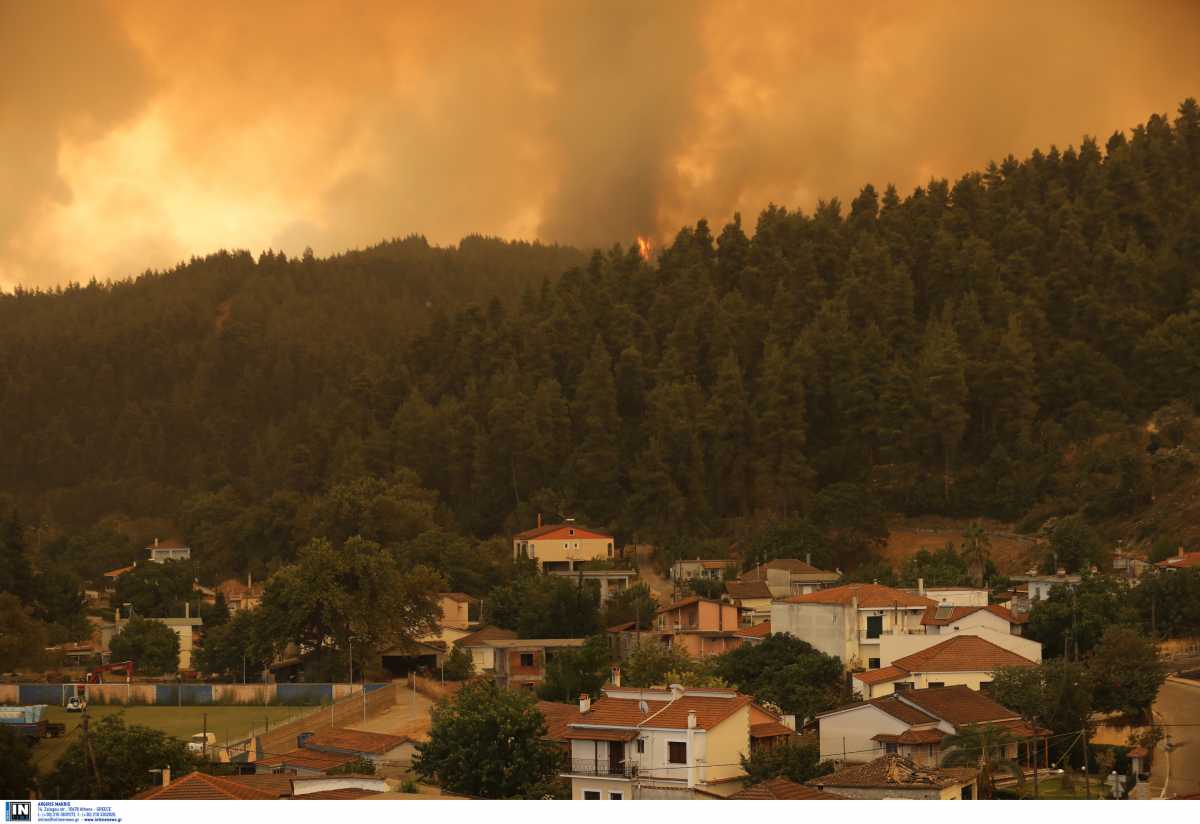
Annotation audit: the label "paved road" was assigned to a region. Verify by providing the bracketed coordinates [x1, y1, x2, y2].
[1150, 677, 1200, 798]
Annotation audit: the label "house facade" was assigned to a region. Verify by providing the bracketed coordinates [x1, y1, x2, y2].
[147, 538, 191, 564]
[1012, 571, 1081, 602]
[513, 522, 614, 572]
[723, 580, 773, 624]
[671, 559, 732, 582]
[653, 597, 746, 658]
[852, 635, 1038, 698]
[548, 568, 637, 602]
[488, 638, 586, 689]
[113, 612, 202, 670]
[453, 625, 517, 672]
[817, 685, 1043, 767]
[560, 686, 773, 799]
[738, 557, 841, 597]
[771, 583, 936, 670]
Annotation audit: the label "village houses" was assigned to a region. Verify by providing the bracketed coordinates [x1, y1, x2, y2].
[513, 519, 615, 572]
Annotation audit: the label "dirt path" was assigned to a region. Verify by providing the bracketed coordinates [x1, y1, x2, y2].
[629, 543, 676, 604]
[346, 688, 433, 739]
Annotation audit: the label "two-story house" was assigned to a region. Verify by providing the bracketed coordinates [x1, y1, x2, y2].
[771, 583, 937, 669]
[653, 597, 746, 657]
[488, 638, 587, 689]
[851, 635, 1037, 698]
[147, 538, 191, 564]
[738, 557, 842, 597]
[670, 559, 732, 583]
[808, 754, 978, 800]
[1011, 570, 1081, 602]
[723, 580, 773, 624]
[513, 520, 615, 572]
[920, 604, 1026, 637]
[817, 685, 1047, 768]
[560, 685, 787, 799]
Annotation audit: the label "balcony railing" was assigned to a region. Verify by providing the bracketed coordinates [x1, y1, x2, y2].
[564, 759, 639, 778]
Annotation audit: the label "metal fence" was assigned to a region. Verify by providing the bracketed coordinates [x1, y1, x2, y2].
[565, 759, 639, 778]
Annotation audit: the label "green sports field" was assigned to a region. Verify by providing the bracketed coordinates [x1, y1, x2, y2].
[32, 704, 318, 774]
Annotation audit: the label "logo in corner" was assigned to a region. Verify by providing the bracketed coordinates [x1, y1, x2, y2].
[4, 802, 31, 822]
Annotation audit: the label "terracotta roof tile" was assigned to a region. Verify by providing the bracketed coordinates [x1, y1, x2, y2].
[439, 592, 477, 603]
[654, 595, 723, 615]
[873, 728, 946, 744]
[750, 721, 796, 738]
[865, 695, 938, 725]
[537, 701, 579, 741]
[566, 691, 752, 731]
[785, 583, 936, 609]
[454, 625, 518, 647]
[921, 604, 1026, 626]
[811, 755, 976, 790]
[514, 524, 612, 540]
[1157, 551, 1200, 569]
[730, 778, 845, 800]
[134, 771, 282, 800]
[255, 748, 360, 772]
[898, 685, 1022, 726]
[741, 558, 838, 579]
[725, 580, 773, 599]
[295, 788, 384, 799]
[306, 727, 409, 754]
[890, 635, 1036, 673]
[852, 665, 908, 686]
[737, 621, 772, 638]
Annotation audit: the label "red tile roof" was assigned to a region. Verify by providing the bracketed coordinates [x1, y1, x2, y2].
[454, 625, 518, 647]
[103, 564, 135, 578]
[725, 580, 773, 599]
[811, 755, 976, 790]
[853, 665, 909, 686]
[537, 701, 581, 741]
[654, 595, 724, 616]
[255, 749, 360, 772]
[564, 727, 639, 741]
[898, 685, 1022, 726]
[890, 635, 1036, 673]
[921, 604, 1026, 626]
[147, 539, 189, 550]
[750, 721, 796, 739]
[295, 788, 384, 799]
[134, 771, 282, 800]
[737, 621, 772, 638]
[785, 583, 936, 609]
[514, 524, 612, 540]
[742, 558, 838, 579]
[307, 727, 409, 754]
[440, 592, 478, 603]
[567, 691, 752, 731]
[864, 695, 938, 725]
[730, 778, 845, 800]
[1158, 551, 1200, 569]
[873, 728, 946, 744]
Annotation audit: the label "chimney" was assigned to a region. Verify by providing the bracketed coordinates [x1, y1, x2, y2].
[162, 766, 171, 787]
[611, 667, 621, 688]
[687, 710, 697, 730]
[579, 694, 591, 714]
[154, 537, 159, 547]
[248, 572, 252, 589]
[185, 602, 190, 619]
[918, 578, 925, 595]
[782, 714, 797, 731]
[806, 552, 812, 566]
[537, 512, 542, 528]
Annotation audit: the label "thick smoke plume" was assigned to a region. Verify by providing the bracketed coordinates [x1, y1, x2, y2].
[2, 0, 1198, 288]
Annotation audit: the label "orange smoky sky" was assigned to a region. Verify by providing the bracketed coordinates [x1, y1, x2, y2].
[2, 0, 1199, 290]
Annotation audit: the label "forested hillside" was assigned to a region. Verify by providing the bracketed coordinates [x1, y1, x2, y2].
[3, 100, 1200, 583]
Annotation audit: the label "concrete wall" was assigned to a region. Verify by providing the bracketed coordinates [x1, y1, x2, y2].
[819, 704, 910, 763]
[771, 601, 850, 663]
[520, 536, 612, 568]
[923, 589, 989, 607]
[570, 777, 634, 799]
[877, 627, 1041, 668]
[704, 705, 750, 783]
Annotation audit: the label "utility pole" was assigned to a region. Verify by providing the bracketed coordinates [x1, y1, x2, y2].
[348, 636, 354, 685]
[203, 713, 208, 760]
[82, 711, 102, 796]
[1082, 728, 1091, 800]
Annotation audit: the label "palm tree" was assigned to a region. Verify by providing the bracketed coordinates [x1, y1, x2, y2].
[940, 722, 1023, 799]
[961, 522, 991, 587]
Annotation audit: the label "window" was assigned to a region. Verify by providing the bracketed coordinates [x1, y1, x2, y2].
[961, 784, 973, 800]
[868, 658, 880, 669]
[928, 682, 945, 689]
[519, 653, 535, 667]
[583, 791, 601, 800]
[609, 792, 623, 800]
[569, 528, 575, 536]
[636, 739, 645, 754]
[668, 741, 687, 764]
[866, 615, 883, 639]
[885, 742, 898, 754]
[895, 682, 913, 692]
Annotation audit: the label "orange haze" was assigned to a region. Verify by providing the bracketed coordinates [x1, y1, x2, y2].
[2, 0, 1199, 289]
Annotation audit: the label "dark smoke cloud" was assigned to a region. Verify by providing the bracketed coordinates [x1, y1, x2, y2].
[1, 0, 1198, 289]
